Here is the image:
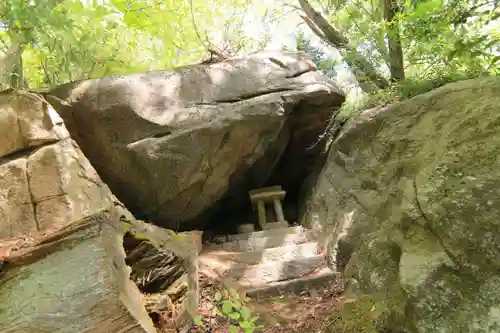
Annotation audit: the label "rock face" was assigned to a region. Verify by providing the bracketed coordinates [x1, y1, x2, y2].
[0, 91, 156, 333]
[300, 77, 500, 332]
[0, 91, 112, 239]
[46, 50, 345, 230]
[0, 209, 157, 333]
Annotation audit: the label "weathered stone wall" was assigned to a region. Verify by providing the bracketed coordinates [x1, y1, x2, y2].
[0, 91, 111, 239]
[0, 91, 156, 333]
[300, 77, 500, 332]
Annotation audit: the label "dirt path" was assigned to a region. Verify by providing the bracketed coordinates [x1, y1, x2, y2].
[184, 273, 345, 333]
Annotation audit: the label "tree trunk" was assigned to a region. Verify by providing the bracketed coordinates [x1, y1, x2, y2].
[383, 0, 405, 81]
[0, 35, 28, 90]
[297, 0, 389, 93]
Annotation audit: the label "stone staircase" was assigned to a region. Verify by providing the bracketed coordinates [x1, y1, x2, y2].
[199, 223, 340, 298]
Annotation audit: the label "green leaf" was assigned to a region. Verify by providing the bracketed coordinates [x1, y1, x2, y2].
[250, 316, 259, 323]
[229, 288, 240, 300]
[229, 312, 241, 320]
[193, 316, 203, 326]
[222, 300, 233, 314]
[232, 300, 242, 309]
[240, 306, 252, 320]
[229, 325, 239, 333]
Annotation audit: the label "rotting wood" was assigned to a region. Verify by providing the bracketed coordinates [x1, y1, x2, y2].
[125, 238, 186, 292]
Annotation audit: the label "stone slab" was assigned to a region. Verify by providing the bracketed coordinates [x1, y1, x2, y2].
[223, 255, 327, 287]
[249, 190, 286, 203]
[226, 226, 305, 242]
[262, 221, 289, 230]
[201, 242, 320, 266]
[245, 267, 341, 298]
[218, 230, 318, 252]
[0, 209, 156, 333]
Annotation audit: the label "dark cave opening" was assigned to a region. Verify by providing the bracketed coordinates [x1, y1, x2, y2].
[200, 99, 344, 240]
[202, 190, 301, 238]
[122, 100, 346, 331]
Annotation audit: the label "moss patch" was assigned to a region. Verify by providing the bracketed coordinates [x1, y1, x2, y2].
[328, 291, 408, 333]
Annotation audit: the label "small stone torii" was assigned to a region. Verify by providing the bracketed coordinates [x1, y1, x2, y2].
[249, 185, 288, 230]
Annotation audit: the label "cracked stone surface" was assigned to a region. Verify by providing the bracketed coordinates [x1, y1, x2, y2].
[0, 91, 156, 332]
[300, 77, 500, 333]
[46, 50, 345, 230]
[0, 92, 111, 239]
[0, 209, 157, 333]
[0, 91, 68, 158]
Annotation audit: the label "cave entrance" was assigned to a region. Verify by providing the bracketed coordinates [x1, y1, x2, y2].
[199, 99, 343, 240]
[121, 99, 346, 331]
[201, 183, 301, 243]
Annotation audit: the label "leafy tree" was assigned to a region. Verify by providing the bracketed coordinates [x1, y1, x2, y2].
[0, 0, 497, 95]
[296, 31, 337, 79]
[383, 0, 405, 81]
[296, 0, 499, 93]
[0, 0, 148, 88]
[0, 0, 280, 90]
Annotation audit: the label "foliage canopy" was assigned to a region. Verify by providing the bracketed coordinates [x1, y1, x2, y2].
[0, 0, 498, 97]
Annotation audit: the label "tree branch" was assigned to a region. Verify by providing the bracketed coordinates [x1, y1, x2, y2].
[297, 0, 389, 91]
[298, 0, 348, 47]
[40, 58, 53, 86]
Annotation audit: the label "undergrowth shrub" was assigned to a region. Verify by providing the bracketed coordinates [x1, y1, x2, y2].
[194, 287, 263, 333]
[338, 67, 496, 121]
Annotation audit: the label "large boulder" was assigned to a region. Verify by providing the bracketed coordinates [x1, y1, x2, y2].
[0, 91, 156, 333]
[0, 91, 112, 239]
[46, 50, 345, 230]
[300, 77, 500, 332]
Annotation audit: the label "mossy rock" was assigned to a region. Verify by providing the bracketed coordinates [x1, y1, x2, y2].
[301, 77, 500, 333]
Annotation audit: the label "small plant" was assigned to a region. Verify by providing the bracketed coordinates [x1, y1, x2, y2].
[193, 287, 263, 333]
[337, 65, 495, 121]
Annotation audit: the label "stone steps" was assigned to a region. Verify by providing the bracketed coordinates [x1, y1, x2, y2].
[200, 241, 321, 265]
[223, 255, 327, 287]
[200, 253, 326, 287]
[200, 225, 338, 298]
[262, 221, 290, 230]
[245, 267, 341, 298]
[226, 225, 304, 242]
[212, 229, 319, 252]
